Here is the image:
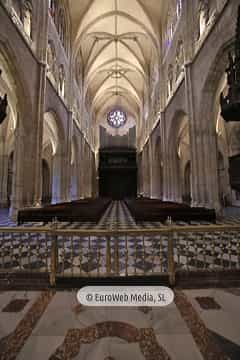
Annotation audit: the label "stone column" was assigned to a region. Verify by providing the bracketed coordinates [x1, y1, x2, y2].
[51, 152, 63, 204]
[185, 63, 220, 210]
[0, 138, 8, 207]
[170, 148, 182, 202]
[33, 0, 49, 207]
[64, 110, 73, 202]
[9, 118, 24, 220]
[161, 111, 171, 201]
[142, 146, 149, 196]
[149, 139, 154, 197]
[79, 134, 85, 198]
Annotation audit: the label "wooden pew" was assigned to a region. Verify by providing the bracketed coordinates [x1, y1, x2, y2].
[125, 198, 216, 223]
[17, 198, 111, 224]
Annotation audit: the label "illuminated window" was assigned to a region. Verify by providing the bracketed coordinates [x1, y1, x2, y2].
[107, 109, 127, 128]
[58, 65, 66, 99]
[23, 2, 32, 38]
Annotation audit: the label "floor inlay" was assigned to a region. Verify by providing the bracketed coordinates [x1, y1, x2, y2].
[49, 321, 171, 360]
[174, 290, 228, 360]
[2, 299, 29, 313]
[0, 290, 55, 360]
[210, 330, 240, 360]
[195, 296, 221, 310]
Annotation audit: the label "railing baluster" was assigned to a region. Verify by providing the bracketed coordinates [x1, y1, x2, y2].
[125, 235, 128, 276]
[27, 234, 31, 270]
[151, 236, 155, 273]
[211, 234, 215, 270]
[185, 233, 189, 271]
[114, 236, 119, 276]
[36, 234, 40, 269]
[228, 233, 232, 269]
[96, 236, 101, 276]
[50, 222, 58, 287]
[194, 234, 198, 269]
[237, 234, 240, 269]
[159, 235, 163, 273]
[10, 233, 14, 268]
[106, 235, 111, 276]
[220, 235, 224, 268]
[71, 236, 74, 276]
[19, 234, 23, 270]
[203, 236, 207, 270]
[1, 233, 5, 269]
[45, 233, 48, 271]
[168, 229, 175, 286]
[134, 236, 137, 275]
[87, 235, 92, 276]
[79, 236, 83, 276]
[142, 235, 145, 275]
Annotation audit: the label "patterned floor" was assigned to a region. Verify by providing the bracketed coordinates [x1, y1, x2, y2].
[0, 203, 240, 275]
[0, 288, 240, 359]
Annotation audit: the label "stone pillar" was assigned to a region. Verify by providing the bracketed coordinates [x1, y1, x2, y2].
[79, 134, 85, 198]
[33, 61, 47, 207]
[142, 146, 149, 196]
[9, 119, 24, 220]
[170, 148, 182, 202]
[137, 152, 143, 196]
[161, 111, 171, 201]
[149, 139, 154, 197]
[0, 139, 8, 207]
[64, 110, 73, 202]
[33, 0, 49, 206]
[185, 63, 220, 210]
[91, 151, 96, 198]
[51, 152, 63, 204]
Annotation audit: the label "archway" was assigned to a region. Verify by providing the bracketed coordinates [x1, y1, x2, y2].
[0, 52, 18, 210]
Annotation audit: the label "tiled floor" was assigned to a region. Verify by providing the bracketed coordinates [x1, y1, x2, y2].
[0, 288, 239, 359]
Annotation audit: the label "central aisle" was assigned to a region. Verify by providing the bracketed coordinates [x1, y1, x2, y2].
[97, 201, 137, 229]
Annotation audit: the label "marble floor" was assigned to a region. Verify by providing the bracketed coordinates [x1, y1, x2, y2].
[0, 287, 239, 359]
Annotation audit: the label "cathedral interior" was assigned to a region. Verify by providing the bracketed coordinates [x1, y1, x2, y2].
[0, 0, 240, 359]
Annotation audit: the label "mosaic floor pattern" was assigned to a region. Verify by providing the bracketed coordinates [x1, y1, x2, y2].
[0, 288, 239, 359]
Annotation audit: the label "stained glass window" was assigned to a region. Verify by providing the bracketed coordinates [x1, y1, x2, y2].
[107, 109, 127, 128]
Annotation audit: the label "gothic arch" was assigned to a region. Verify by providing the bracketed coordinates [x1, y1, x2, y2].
[0, 39, 34, 209]
[197, 39, 234, 208]
[198, 39, 234, 130]
[0, 37, 33, 133]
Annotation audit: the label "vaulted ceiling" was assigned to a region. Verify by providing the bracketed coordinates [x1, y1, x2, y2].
[68, 0, 167, 124]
